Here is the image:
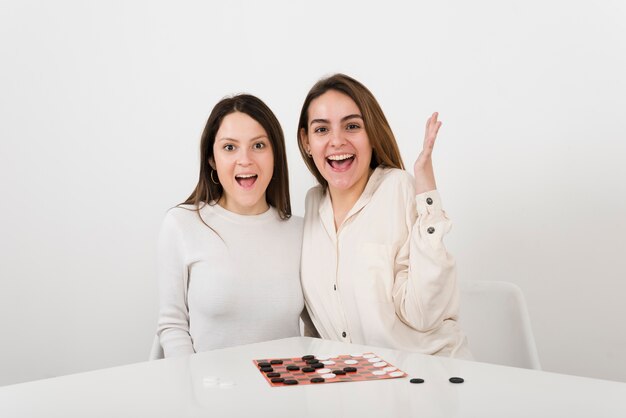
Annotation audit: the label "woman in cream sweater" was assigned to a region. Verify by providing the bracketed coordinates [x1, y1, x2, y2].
[297, 74, 471, 358]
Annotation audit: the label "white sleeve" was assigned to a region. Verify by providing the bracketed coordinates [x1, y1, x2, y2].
[156, 211, 195, 357]
[392, 186, 460, 332]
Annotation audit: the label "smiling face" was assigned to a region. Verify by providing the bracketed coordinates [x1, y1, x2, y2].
[301, 90, 373, 196]
[212, 111, 274, 215]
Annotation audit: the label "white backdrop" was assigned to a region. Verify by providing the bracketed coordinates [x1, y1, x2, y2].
[1, 0, 625, 386]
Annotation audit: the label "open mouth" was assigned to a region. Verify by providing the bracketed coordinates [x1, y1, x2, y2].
[326, 153, 355, 171]
[235, 174, 258, 188]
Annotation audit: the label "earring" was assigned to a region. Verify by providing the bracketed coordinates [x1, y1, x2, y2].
[306, 148, 312, 157]
[210, 169, 220, 185]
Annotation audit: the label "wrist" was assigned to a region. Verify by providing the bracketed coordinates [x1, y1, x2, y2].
[413, 163, 436, 195]
[413, 173, 436, 195]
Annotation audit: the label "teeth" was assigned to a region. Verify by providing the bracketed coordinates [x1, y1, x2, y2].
[235, 174, 256, 178]
[327, 154, 354, 161]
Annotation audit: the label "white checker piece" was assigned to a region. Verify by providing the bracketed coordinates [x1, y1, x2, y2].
[344, 359, 358, 365]
[389, 371, 404, 377]
[373, 361, 387, 367]
[321, 360, 335, 365]
[322, 373, 337, 379]
[372, 370, 386, 376]
[362, 354, 376, 359]
[383, 366, 397, 372]
[317, 368, 332, 374]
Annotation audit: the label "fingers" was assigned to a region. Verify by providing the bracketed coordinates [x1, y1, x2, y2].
[426, 111, 438, 126]
[416, 112, 443, 180]
[427, 112, 442, 135]
[423, 112, 442, 153]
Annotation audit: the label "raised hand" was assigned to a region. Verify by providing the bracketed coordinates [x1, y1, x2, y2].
[413, 112, 441, 195]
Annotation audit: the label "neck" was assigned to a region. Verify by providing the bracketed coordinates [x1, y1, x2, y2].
[217, 196, 269, 216]
[327, 169, 372, 230]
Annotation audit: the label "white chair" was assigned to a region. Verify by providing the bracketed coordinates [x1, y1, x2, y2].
[149, 335, 164, 360]
[458, 280, 541, 370]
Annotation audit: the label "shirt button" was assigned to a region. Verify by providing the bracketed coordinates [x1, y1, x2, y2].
[427, 226, 435, 234]
[426, 197, 433, 205]
[342, 331, 347, 338]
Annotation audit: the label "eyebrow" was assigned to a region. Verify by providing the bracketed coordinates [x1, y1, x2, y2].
[309, 114, 363, 126]
[216, 134, 268, 143]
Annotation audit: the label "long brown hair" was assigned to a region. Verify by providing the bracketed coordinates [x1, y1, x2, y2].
[297, 73, 404, 188]
[183, 94, 291, 220]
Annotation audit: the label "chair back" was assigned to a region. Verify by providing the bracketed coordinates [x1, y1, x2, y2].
[458, 280, 541, 370]
[149, 335, 164, 360]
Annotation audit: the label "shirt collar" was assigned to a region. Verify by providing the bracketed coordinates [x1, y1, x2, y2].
[318, 166, 388, 236]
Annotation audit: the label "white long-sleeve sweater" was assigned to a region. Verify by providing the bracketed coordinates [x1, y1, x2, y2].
[157, 202, 304, 358]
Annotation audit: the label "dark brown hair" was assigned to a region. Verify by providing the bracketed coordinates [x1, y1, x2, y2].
[183, 94, 291, 220]
[297, 73, 404, 188]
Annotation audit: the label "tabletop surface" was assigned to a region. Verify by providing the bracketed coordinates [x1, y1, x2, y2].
[1, 337, 625, 418]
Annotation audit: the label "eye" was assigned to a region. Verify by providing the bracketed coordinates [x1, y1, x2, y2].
[313, 126, 328, 134]
[223, 144, 236, 151]
[347, 123, 361, 130]
[253, 142, 266, 150]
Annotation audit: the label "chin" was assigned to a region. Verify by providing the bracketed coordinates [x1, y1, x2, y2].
[327, 178, 355, 191]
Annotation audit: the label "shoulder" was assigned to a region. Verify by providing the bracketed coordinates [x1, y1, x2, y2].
[281, 214, 304, 239]
[161, 203, 213, 231]
[163, 204, 199, 223]
[375, 167, 415, 197]
[261, 210, 303, 245]
[379, 166, 414, 185]
[275, 210, 304, 229]
[305, 184, 324, 202]
[166, 203, 196, 216]
[287, 214, 304, 228]
[304, 184, 325, 209]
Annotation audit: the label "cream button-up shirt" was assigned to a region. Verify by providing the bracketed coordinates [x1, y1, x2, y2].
[301, 166, 471, 358]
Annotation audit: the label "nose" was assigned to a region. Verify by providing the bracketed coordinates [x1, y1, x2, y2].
[328, 129, 346, 148]
[236, 148, 252, 166]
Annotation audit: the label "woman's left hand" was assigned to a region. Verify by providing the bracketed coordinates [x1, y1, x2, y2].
[413, 112, 441, 195]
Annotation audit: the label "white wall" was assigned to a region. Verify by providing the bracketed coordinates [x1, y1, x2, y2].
[1, 0, 625, 386]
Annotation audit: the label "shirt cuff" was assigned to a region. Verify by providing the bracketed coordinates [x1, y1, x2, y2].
[415, 190, 443, 216]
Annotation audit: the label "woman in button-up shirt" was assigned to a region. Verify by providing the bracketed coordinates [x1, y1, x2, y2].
[297, 74, 471, 358]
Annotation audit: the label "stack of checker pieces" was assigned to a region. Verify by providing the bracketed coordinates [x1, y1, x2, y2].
[253, 352, 407, 387]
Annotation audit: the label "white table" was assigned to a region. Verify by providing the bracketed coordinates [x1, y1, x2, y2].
[1, 337, 625, 417]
